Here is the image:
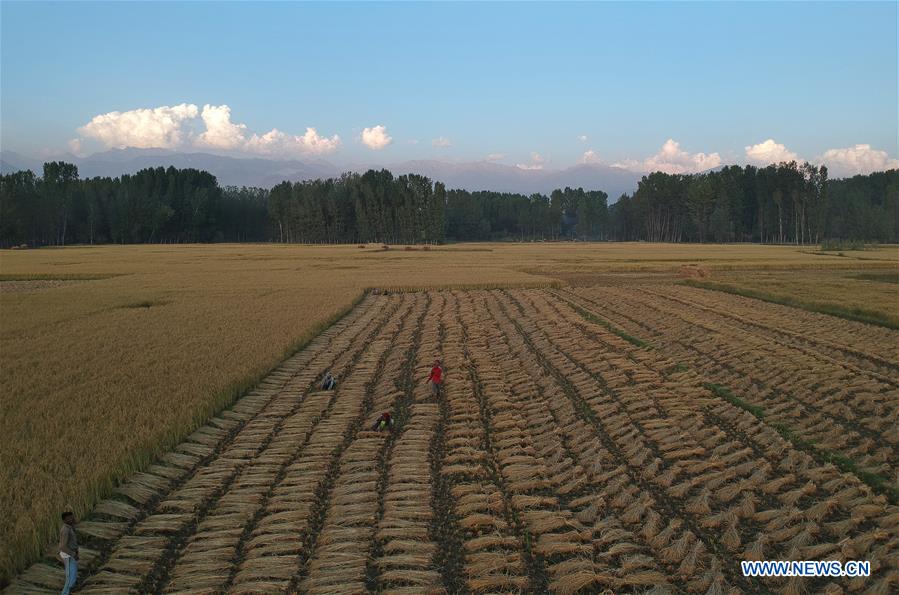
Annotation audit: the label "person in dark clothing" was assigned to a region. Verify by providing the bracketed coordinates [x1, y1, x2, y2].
[428, 359, 443, 396]
[320, 371, 336, 390]
[59, 511, 78, 595]
[371, 411, 394, 431]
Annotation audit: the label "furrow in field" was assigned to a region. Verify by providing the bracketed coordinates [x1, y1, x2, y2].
[370, 404, 442, 594]
[457, 291, 551, 592]
[158, 295, 407, 593]
[549, 294, 892, 474]
[662, 283, 899, 366]
[566, 286, 899, 480]
[486, 295, 692, 593]
[11, 284, 898, 595]
[161, 389, 332, 593]
[497, 289, 899, 593]
[432, 292, 531, 594]
[2, 294, 387, 595]
[366, 292, 445, 593]
[490, 290, 740, 592]
[469, 290, 679, 593]
[524, 289, 816, 499]
[427, 293, 467, 594]
[225, 294, 418, 593]
[291, 293, 429, 593]
[640, 285, 899, 384]
[72, 294, 402, 594]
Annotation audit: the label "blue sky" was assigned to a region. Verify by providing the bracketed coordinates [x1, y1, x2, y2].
[1, 1, 897, 175]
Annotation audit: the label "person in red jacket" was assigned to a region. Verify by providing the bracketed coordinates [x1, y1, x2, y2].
[428, 359, 443, 396]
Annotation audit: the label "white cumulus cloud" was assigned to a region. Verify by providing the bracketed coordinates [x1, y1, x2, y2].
[245, 127, 341, 156]
[485, 153, 505, 162]
[78, 103, 199, 149]
[744, 139, 799, 166]
[74, 102, 340, 156]
[196, 104, 248, 150]
[361, 125, 392, 150]
[432, 136, 452, 148]
[578, 135, 588, 142]
[517, 152, 546, 170]
[613, 139, 721, 174]
[581, 150, 602, 164]
[816, 144, 899, 177]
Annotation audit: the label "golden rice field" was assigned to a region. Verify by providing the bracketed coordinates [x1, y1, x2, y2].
[683, 267, 899, 328]
[1, 242, 898, 591]
[4, 287, 898, 594]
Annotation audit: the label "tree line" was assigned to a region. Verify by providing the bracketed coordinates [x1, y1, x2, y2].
[0, 164, 269, 245]
[267, 169, 445, 244]
[1, 161, 896, 247]
[445, 187, 608, 241]
[610, 163, 898, 244]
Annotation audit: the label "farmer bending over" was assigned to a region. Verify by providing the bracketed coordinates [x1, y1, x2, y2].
[372, 411, 394, 431]
[59, 511, 78, 595]
[320, 371, 336, 391]
[428, 359, 443, 396]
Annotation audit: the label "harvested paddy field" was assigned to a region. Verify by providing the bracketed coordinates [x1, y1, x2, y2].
[6, 287, 898, 594]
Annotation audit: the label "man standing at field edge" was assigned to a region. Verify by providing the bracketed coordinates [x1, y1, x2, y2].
[59, 511, 78, 595]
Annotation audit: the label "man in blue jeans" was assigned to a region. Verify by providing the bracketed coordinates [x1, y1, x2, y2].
[59, 511, 78, 595]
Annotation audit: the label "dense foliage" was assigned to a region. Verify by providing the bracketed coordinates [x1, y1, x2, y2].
[611, 164, 898, 243]
[1, 161, 896, 246]
[824, 171, 899, 242]
[446, 187, 608, 241]
[268, 170, 445, 244]
[0, 164, 268, 245]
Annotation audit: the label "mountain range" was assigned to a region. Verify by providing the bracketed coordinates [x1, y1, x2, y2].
[0, 148, 643, 198]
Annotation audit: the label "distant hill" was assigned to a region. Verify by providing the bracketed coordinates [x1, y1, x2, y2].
[1, 149, 642, 197]
[0, 151, 43, 175]
[383, 159, 640, 199]
[0, 149, 340, 189]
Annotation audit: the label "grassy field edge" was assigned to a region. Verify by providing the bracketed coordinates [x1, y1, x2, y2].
[703, 383, 898, 505]
[1, 289, 370, 586]
[555, 291, 897, 505]
[682, 279, 899, 330]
